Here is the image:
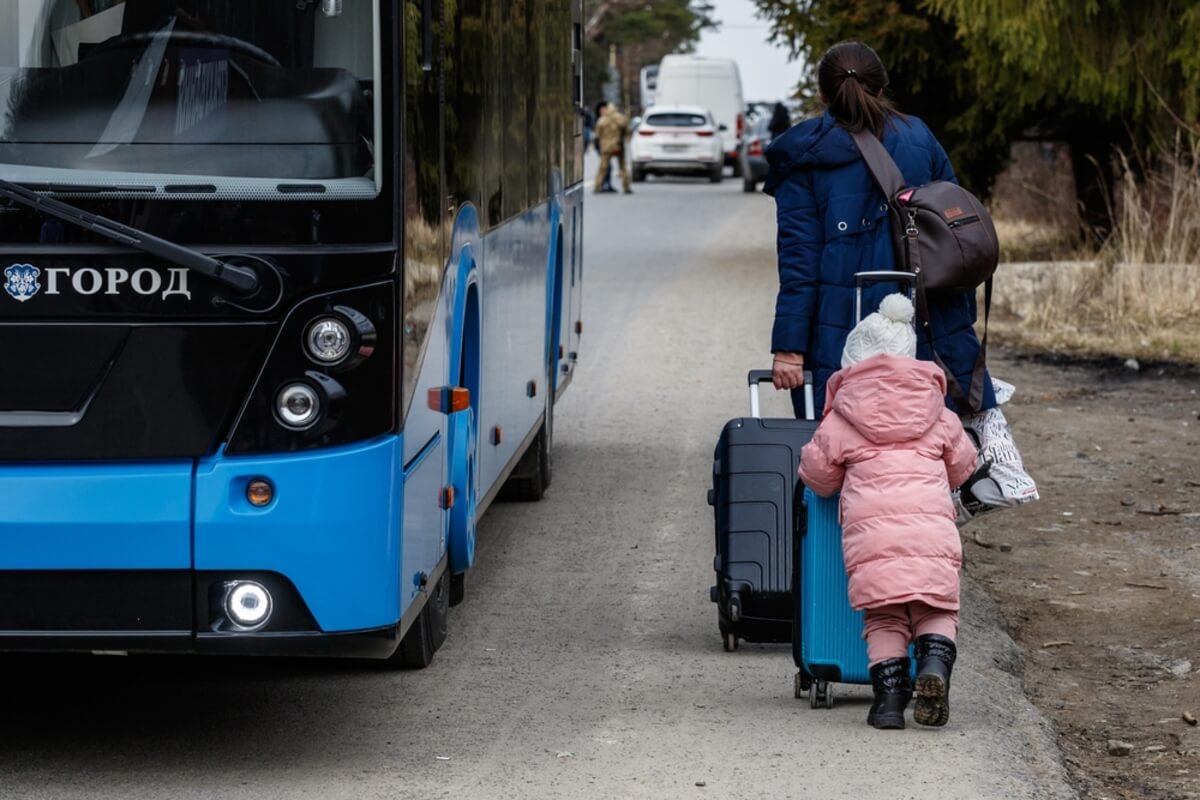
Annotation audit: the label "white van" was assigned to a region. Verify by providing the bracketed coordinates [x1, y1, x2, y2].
[653, 55, 745, 175]
[639, 64, 659, 110]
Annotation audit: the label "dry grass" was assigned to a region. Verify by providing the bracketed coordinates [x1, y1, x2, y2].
[994, 218, 1083, 263]
[988, 261, 1200, 364]
[988, 132, 1200, 365]
[989, 141, 1079, 234]
[1108, 134, 1200, 267]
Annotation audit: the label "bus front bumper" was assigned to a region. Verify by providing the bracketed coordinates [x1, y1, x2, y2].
[0, 437, 409, 658]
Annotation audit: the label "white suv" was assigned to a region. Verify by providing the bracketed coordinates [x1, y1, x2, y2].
[630, 105, 725, 184]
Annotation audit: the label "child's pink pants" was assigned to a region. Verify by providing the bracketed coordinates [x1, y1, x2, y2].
[863, 601, 959, 666]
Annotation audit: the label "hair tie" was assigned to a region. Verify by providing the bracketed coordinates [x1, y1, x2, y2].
[844, 69, 858, 80]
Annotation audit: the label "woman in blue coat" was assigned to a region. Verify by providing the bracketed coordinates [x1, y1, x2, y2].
[765, 41, 995, 418]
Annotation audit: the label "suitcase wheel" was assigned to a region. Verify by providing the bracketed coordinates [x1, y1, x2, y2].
[793, 670, 812, 698]
[727, 593, 742, 623]
[723, 632, 739, 652]
[809, 680, 833, 710]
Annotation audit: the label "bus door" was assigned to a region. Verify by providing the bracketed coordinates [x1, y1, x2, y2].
[564, 0, 584, 393]
[400, 0, 449, 612]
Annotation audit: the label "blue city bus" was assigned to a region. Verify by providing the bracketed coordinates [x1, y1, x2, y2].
[0, 0, 584, 667]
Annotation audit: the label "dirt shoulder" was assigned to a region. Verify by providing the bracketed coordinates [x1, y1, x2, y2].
[967, 350, 1200, 799]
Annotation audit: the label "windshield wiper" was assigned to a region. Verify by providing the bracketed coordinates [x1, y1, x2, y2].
[0, 178, 259, 293]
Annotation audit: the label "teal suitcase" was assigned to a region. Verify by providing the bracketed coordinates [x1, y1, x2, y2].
[792, 489, 870, 706]
[792, 268, 921, 707]
[792, 489, 917, 707]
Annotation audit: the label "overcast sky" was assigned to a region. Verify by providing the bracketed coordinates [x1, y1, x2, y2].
[694, 0, 803, 102]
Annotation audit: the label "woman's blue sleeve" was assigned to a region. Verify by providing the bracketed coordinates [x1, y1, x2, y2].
[930, 131, 958, 186]
[771, 172, 822, 354]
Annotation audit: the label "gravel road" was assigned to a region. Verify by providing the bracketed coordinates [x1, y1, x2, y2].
[0, 168, 1076, 800]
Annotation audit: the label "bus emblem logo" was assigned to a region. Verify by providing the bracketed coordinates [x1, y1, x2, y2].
[4, 264, 41, 303]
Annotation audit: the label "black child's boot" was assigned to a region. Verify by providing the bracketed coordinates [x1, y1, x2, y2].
[913, 635, 957, 727]
[867, 657, 911, 729]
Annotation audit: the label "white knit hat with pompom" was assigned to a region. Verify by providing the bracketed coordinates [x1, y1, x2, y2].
[841, 292, 917, 368]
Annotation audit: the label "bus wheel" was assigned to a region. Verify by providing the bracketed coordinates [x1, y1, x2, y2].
[540, 391, 554, 493]
[449, 573, 466, 607]
[392, 573, 450, 669]
[497, 405, 552, 502]
[427, 573, 449, 651]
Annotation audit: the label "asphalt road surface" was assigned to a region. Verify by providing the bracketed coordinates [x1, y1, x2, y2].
[0, 165, 1077, 800]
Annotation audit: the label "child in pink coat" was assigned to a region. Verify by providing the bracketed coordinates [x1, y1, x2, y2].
[799, 293, 978, 730]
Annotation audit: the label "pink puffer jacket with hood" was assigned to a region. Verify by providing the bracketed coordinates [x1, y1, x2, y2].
[799, 354, 978, 611]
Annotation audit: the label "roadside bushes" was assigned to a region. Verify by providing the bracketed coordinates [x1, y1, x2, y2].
[989, 131, 1200, 364]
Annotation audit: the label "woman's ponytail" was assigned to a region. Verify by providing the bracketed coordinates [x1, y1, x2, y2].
[817, 41, 899, 140]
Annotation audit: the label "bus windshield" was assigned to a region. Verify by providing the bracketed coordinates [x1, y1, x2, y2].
[0, 0, 380, 200]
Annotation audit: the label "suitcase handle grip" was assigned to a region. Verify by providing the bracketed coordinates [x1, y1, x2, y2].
[854, 270, 915, 288]
[747, 369, 815, 421]
[855, 271, 918, 324]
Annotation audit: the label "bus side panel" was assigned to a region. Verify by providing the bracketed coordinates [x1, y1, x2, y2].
[400, 429, 446, 612]
[399, 270, 452, 614]
[193, 437, 402, 633]
[557, 185, 584, 397]
[476, 205, 553, 496]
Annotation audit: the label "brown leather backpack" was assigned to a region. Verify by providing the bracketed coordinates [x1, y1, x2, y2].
[851, 129, 1000, 413]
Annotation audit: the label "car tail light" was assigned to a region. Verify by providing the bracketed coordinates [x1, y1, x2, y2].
[749, 140, 764, 157]
[638, 130, 655, 136]
[737, 113, 744, 139]
[695, 130, 714, 137]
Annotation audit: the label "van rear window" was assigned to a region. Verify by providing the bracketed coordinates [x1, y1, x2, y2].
[646, 113, 707, 127]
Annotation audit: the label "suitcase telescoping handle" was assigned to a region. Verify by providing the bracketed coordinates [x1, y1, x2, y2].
[855, 270, 917, 324]
[746, 370, 815, 421]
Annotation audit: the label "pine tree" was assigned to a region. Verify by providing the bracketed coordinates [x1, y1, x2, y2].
[751, 0, 1200, 239]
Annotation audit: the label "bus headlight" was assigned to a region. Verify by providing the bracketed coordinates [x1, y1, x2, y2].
[306, 317, 352, 364]
[224, 581, 273, 630]
[276, 383, 321, 429]
[226, 283, 394, 455]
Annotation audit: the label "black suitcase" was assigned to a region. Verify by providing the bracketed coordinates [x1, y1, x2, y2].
[708, 369, 816, 651]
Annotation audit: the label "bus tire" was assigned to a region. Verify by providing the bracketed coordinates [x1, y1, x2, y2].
[540, 391, 554, 493]
[392, 573, 450, 668]
[427, 572, 450, 651]
[497, 417, 550, 502]
[449, 572, 466, 607]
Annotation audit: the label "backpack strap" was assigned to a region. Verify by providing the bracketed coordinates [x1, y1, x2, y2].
[971, 277, 992, 411]
[851, 128, 913, 272]
[914, 275, 991, 415]
[850, 129, 907, 200]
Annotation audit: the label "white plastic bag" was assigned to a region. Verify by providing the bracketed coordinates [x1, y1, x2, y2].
[953, 378, 1039, 526]
[991, 377, 1015, 405]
